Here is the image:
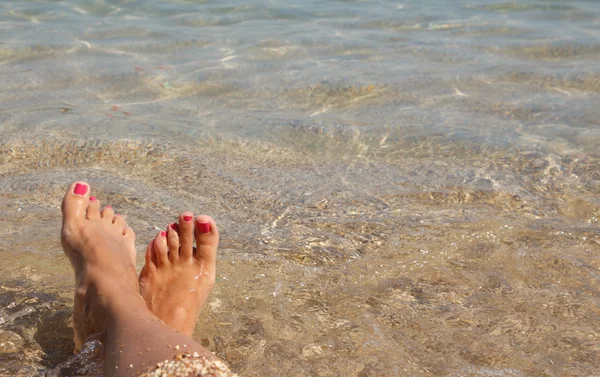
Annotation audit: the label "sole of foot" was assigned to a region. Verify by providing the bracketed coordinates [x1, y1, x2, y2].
[138, 212, 219, 337]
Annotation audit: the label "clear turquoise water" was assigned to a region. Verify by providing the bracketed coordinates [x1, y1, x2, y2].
[1, 0, 599, 148]
[0, 1, 599, 376]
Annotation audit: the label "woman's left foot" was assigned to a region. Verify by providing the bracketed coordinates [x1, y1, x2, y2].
[60, 181, 140, 350]
[139, 212, 219, 336]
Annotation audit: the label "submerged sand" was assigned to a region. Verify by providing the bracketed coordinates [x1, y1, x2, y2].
[1, 0, 600, 376]
[0, 133, 598, 376]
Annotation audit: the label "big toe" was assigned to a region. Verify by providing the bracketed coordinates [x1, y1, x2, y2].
[193, 215, 218, 276]
[62, 181, 91, 226]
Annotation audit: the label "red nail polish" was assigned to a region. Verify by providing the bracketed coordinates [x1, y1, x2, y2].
[197, 222, 211, 234]
[183, 215, 193, 223]
[89, 196, 97, 201]
[170, 223, 179, 231]
[160, 231, 167, 237]
[74, 183, 87, 195]
[105, 205, 112, 209]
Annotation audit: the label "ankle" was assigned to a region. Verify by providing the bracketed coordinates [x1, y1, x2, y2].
[87, 283, 147, 330]
[85, 264, 139, 291]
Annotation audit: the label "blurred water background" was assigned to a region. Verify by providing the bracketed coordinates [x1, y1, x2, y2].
[0, 0, 599, 376]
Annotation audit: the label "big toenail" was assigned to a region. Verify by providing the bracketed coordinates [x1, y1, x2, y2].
[74, 184, 87, 195]
[90, 196, 97, 201]
[197, 222, 211, 234]
[160, 231, 167, 237]
[183, 215, 193, 223]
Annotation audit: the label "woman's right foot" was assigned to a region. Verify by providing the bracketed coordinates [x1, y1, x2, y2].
[139, 212, 219, 336]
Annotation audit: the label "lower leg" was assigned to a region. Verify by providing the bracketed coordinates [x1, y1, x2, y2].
[61, 182, 228, 377]
[93, 290, 213, 376]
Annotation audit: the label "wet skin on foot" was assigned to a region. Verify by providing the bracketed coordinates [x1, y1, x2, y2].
[60, 182, 223, 377]
[60, 181, 139, 349]
[139, 212, 219, 336]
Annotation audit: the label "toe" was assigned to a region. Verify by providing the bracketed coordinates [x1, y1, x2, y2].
[113, 213, 126, 229]
[62, 181, 90, 226]
[154, 230, 170, 266]
[86, 196, 101, 220]
[101, 205, 115, 220]
[167, 223, 181, 262]
[123, 226, 137, 266]
[193, 215, 218, 271]
[178, 212, 195, 259]
[123, 225, 136, 240]
[141, 240, 157, 276]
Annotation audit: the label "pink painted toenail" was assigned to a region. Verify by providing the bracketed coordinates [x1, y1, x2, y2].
[89, 196, 97, 201]
[170, 223, 179, 231]
[197, 222, 211, 234]
[105, 205, 112, 209]
[160, 231, 167, 237]
[74, 184, 87, 195]
[183, 215, 193, 223]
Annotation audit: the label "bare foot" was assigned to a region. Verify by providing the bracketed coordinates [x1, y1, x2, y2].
[139, 212, 218, 336]
[60, 181, 139, 350]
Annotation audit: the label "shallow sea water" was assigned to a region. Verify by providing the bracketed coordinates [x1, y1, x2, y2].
[0, 0, 599, 376]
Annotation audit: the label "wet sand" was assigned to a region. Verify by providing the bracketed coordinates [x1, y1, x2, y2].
[0, 134, 598, 376]
[1, 0, 600, 376]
